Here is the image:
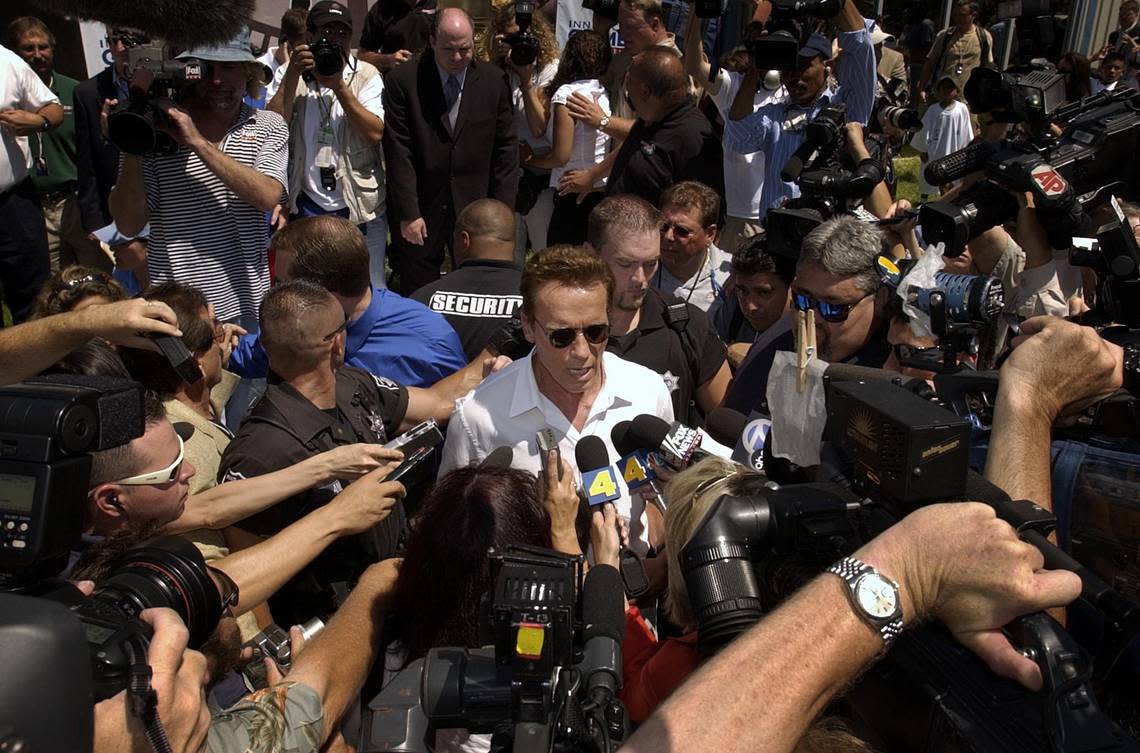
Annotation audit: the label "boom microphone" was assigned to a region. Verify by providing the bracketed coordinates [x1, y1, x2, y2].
[923, 139, 998, 187]
[35, 0, 255, 47]
[579, 564, 625, 707]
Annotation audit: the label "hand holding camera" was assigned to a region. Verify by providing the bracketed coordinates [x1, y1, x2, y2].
[287, 42, 316, 79]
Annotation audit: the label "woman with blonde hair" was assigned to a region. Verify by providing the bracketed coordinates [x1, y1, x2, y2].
[621, 457, 873, 753]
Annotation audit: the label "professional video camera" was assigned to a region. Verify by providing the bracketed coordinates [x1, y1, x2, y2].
[0, 376, 229, 753]
[505, 1, 540, 67]
[747, 0, 843, 71]
[1069, 196, 1140, 329]
[106, 44, 203, 156]
[361, 546, 627, 753]
[876, 255, 1005, 372]
[919, 69, 1140, 256]
[766, 103, 888, 257]
[679, 378, 1140, 753]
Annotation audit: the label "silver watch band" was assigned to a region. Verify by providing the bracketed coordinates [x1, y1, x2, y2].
[827, 556, 904, 645]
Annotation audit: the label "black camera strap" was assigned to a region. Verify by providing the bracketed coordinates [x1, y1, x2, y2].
[125, 633, 174, 753]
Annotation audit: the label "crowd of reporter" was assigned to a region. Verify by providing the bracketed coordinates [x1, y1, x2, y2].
[1, 0, 1139, 752]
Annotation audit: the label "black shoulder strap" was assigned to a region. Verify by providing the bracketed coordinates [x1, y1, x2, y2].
[662, 300, 704, 422]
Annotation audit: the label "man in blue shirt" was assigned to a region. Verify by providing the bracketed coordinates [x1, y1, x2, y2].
[724, 0, 877, 215]
[229, 215, 468, 386]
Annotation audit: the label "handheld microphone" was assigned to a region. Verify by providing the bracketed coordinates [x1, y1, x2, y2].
[627, 415, 733, 471]
[579, 564, 626, 707]
[610, 421, 658, 491]
[478, 446, 514, 469]
[574, 436, 621, 507]
[706, 407, 772, 472]
[703, 408, 749, 449]
[781, 139, 821, 183]
[923, 139, 998, 187]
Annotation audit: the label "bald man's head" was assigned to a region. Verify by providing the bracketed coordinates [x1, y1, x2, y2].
[433, 7, 475, 74]
[628, 47, 687, 105]
[455, 199, 518, 263]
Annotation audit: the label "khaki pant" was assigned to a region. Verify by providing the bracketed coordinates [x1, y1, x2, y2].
[720, 215, 764, 256]
[41, 193, 113, 273]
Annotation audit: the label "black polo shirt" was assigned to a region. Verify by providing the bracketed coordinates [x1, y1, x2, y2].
[606, 100, 725, 207]
[217, 366, 408, 623]
[410, 258, 523, 361]
[607, 289, 727, 426]
[359, 0, 436, 56]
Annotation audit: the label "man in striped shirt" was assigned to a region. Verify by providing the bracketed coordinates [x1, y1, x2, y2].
[109, 28, 289, 327]
[724, 1, 877, 217]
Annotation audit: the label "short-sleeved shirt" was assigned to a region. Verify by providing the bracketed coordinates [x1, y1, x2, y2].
[607, 289, 727, 425]
[300, 56, 385, 211]
[0, 45, 59, 191]
[359, 0, 436, 56]
[438, 350, 674, 553]
[652, 243, 732, 313]
[228, 287, 468, 387]
[218, 367, 407, 624]
[709, 70, 784, 221]
[605, 100, 724, 207]
[410, 259, 523, 361]
[141, 104, 288, 322]
[549, 78, 610, 188]
[29, 72, 79, 194]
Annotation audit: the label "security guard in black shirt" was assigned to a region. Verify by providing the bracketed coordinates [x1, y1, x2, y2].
[605, 48, 724, 207]
[587, 195, 731, 425]
[410, 199, 523, 360]
[218, 281, 450, 625]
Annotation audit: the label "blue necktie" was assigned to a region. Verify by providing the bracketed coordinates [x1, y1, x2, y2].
[445, 74, 460, 112]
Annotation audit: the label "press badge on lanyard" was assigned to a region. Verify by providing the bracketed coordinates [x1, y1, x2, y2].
[316, 124, 336, 191]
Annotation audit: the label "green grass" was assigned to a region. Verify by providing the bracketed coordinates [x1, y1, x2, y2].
[893, 154, 922, 207]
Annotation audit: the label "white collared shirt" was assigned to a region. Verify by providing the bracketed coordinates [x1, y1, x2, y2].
[1, 45, 59, 191]
[435, 61, 468, 129]
[438, 350, 674, 552]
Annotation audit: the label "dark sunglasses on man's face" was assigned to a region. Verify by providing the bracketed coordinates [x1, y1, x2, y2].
[660, 221, 696, 241]
[793, 291, 869, 323]
[540, 323, 610, 349]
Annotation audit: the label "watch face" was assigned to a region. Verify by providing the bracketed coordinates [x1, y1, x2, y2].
[854, 573, 898, 619]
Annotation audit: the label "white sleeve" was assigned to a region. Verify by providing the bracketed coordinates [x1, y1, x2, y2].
[536, 60, 559, 89]
[437, 401, 475, 476]
[709, 69, 742, 117]
[19, 60, 59, 110]
[356, 68, 385, 121]
[550, 83, 573, 107]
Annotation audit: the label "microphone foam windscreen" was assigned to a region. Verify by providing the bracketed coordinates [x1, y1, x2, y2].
[628, 414, 671, 452]
[575, 435, 612, 473]
[610, 421, 636, 457]
[478, 446, 514, 469]
[923, 139, 997, 187]
[36, 0, 255, 47]
[704, 408, 748, 448]
[581, 564, 626, 643]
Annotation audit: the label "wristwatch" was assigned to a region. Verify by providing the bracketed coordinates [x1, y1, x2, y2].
[598, 114, 611, 131]
[1123, 342, 1139, 398]
[40, 115, 51, 132]
[827, 556, 904, 647]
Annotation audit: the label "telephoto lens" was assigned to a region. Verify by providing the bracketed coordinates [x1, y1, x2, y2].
[70, 536, 228, 700]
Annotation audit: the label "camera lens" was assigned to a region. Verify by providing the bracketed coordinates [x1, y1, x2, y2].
[107, 101, 161, 156]
[93, 535, 224, 648]
[313, 39, 345, 77]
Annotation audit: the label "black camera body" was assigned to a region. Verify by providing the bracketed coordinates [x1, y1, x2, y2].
[921, 78, 1140, 256]
[107, 45, 203, 156]
[311, 36, 346, 77]
[1070, 196, 1140, 328]
[746, 0, 843, 71]
[1, 377, 225, 713]
[506, 1, 540, 67]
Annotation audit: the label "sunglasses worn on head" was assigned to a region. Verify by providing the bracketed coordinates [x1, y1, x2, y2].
[114, 434, 185, 486]
[793, 291, 871, 323]
[537, 321, 610, 349]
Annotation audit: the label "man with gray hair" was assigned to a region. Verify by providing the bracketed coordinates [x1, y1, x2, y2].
[723, 215, 891, 416]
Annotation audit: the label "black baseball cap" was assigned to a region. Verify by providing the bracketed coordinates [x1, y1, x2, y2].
[308, 0, 352, 31]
